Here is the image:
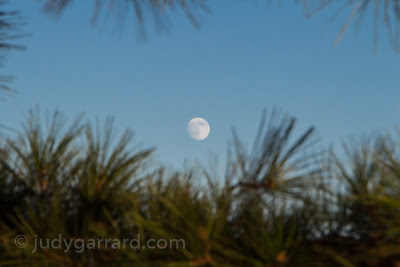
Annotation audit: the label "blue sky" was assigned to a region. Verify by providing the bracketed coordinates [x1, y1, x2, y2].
[1, 1, 399, 169]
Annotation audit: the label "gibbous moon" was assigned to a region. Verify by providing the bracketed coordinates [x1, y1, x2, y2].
[188, 118, 210, 140]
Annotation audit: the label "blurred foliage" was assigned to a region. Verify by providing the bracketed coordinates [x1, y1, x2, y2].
[0, 0, 24, 95]
[1, 0, 399, 95]
[41, 0, 210, 38]
[39, 0, 400, 52]
[301, 0, 400, 52]
[1, 108, 400, 266]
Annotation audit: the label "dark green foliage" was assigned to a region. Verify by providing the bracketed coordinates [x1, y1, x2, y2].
[1, 109, 400, 266]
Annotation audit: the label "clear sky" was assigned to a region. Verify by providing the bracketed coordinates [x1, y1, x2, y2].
[1, 1, 399, 170]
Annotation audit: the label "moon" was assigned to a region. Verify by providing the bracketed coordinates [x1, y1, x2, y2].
[188, 118, 210, 140]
